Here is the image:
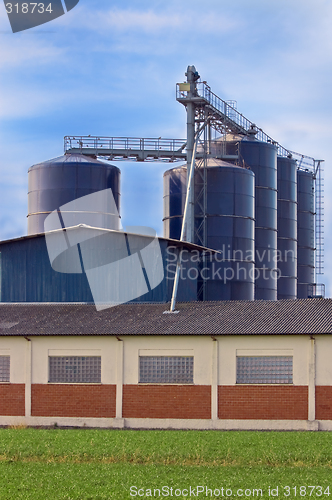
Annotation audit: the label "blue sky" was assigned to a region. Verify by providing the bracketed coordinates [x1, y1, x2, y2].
[0, 0, 331, 295]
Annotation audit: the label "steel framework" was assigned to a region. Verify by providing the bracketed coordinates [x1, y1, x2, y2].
[64, 66, 325, 295]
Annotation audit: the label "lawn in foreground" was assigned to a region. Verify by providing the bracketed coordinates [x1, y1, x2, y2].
[0, 429, 331, 499]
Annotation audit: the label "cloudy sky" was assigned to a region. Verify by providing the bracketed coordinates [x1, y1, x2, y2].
[0, 0, 331, 295]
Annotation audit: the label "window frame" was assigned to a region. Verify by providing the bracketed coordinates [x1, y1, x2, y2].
[236, 350, 293, 385]
[139, 355, 194, 385]
[0, 354, 10, 383]
[48, 355, 102, 384]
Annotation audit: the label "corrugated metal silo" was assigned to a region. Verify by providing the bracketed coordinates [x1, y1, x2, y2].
[277, 156, 297, 300]
[297, 169, 315, 298]
[27, 154, 121, 235]
[226, 138, 278, 300]
[163, 165, 186, 241]
[164, 159, 255, 301]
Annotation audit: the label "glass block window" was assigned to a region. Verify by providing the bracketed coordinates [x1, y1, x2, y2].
[0, 356, 10, 382]
[139, 356, 194, 384]
[236, 356, 293, 384]
[49, 357, 101, 383]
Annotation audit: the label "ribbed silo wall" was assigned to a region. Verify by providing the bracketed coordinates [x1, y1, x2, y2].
[163, 165, 186, 240]
[277, 156, 297, 300]
[27, 154, 121, 235]
[297, 169, 315, 298]
[164, 162, 255, 301]
[232, 140, 278, 300]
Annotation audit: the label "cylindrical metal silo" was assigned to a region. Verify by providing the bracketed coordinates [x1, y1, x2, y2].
[225, 138, 278, 300]
[27, 154, 121, 235]
[163, 165, 187, 241]
[164, 159, 255, 301]
[297, 169, 315, 298]
[277, 156, 297, 300]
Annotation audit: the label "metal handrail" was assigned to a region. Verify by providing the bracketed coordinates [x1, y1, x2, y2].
[64, 136, 186, 154]
[64, 134, 318, 172]
[177, 81, 318, 171]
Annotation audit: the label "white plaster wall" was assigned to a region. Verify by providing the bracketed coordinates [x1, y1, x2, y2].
[30, 336, 118, 384]
[217, 335, 310, 386]
[122, 336, 213, 385]
[1, 334, 328, 388]
[315, 336, 332, 386]
[0, 337, 26, 383]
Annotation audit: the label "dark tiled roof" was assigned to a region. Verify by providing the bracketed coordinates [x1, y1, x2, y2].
[0, 299, 331, 336]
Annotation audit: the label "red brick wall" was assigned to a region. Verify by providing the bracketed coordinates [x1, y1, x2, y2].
[316, 386, 332, 420]
[31, 384, 116, 418]
[0, 384, 25, 416]
[123, 385, 211, 419]
[218, 386, 308, 420]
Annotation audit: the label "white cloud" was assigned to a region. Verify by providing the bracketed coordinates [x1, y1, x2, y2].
[0, 86, 59, 118]
[71, 6, 241, 36]
[0, 38, 64, 69]
[260, 115, 330, 160]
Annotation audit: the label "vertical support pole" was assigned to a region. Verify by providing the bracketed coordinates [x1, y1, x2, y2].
[25, 338, 32, 418]
[186, 66, 198, 243]
[208, 122, 211, 156]
[116, 338, 124, 419]
[186, 102, 195, 243]
[308, 336, 316, 422]
[203, 107, 208, 249]
[211, 338, 219, 421]
[170, 136, 199, 312]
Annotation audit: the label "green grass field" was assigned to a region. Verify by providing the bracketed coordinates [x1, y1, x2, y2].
[0, 428, 331, 499]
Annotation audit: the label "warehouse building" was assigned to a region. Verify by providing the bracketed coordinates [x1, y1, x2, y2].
[0, 299, 332, 431]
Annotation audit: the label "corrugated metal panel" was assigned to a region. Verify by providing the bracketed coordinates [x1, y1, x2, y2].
[0, 232, 198, 304]
[0, 237, 93, 303]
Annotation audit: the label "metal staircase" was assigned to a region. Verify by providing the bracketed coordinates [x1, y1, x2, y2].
[315, 160, 324, 275]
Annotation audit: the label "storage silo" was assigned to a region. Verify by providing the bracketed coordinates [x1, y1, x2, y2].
[163, 165, 186, 241]
[164, 159, 255, 301]
[277, 156, 297, 300]
[215, 137, 277, 300]
[27, 154, 121, 235]
[297, 169, 315, 298]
